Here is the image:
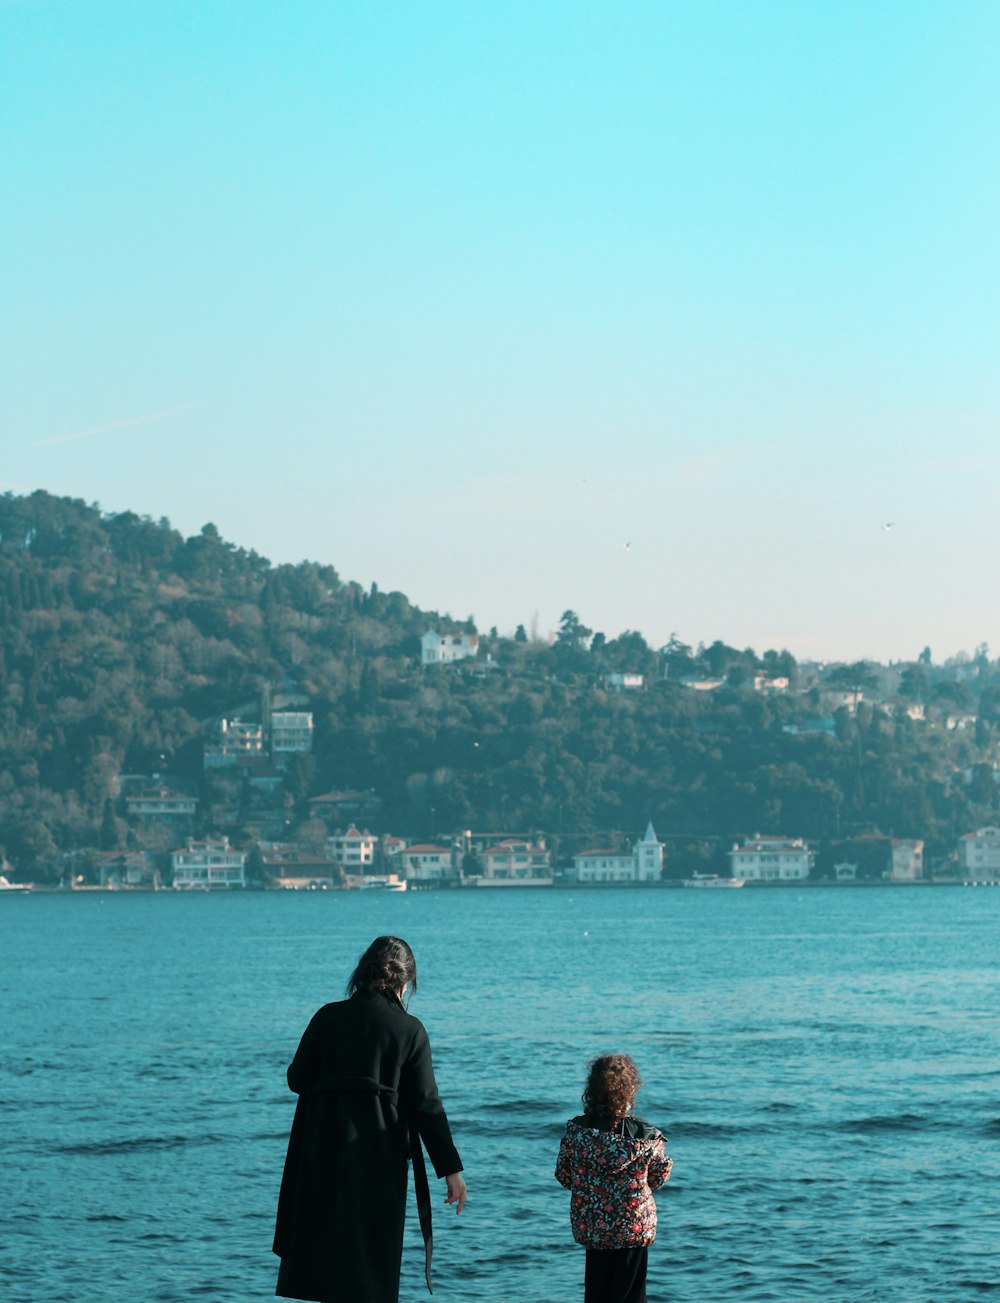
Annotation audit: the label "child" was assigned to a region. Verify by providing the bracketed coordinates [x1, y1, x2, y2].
[555, 1054, 673, 1303]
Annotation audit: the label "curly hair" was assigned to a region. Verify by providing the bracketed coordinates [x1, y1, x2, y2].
[346, 935, 417, 1000]
[582, 1053, 642, 1120]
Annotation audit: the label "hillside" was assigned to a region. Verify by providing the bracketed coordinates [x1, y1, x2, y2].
[1, 490, 998, 882]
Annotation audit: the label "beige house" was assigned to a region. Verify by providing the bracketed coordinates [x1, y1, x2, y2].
[475, 838, 552, 885]
[889, 839, 924, 882]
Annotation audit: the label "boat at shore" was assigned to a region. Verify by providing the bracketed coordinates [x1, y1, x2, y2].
[0, 875, 30, 893]
[682, 873, 745, 888]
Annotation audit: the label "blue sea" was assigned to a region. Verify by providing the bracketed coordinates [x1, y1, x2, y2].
[1, 885, 998, 1303]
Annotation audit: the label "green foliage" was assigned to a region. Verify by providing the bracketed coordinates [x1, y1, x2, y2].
[0, 490, 996, 879]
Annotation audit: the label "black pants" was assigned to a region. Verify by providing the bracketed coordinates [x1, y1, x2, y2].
[584, 1246, 648, 1303]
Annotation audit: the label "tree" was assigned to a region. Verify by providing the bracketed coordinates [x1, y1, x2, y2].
[556, 611, 592, 647]
[899, 664, 930, 701]
[826, 661, 878, 699]
[99, 798, 120, 850]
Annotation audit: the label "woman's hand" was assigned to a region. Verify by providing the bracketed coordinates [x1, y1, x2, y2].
[444, 1172, 467, 1214]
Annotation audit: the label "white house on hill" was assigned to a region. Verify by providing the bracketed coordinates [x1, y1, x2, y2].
[421, 629, 479, 665]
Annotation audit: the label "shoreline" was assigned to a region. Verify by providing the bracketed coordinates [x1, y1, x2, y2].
[4, 877, 997, 895]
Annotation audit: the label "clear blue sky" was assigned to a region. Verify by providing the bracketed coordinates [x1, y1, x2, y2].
[4, 1, 999, 662]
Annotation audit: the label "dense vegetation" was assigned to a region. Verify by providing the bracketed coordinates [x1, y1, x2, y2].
[2, 491, 998, 882]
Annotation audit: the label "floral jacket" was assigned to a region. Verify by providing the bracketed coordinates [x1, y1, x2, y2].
[555, 1115, 672, 1250]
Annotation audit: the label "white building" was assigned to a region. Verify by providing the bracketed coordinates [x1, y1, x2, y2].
[475, 838, 552, 885]
[270, 711, 313, 754]
[607, 673, 644, 691]
[394, 843, 456, 883]
[421, 629, 479, 666]
[171, 836, 246, 888]
[889, 839, 924, 882]
[126, 787, 198, 819]
[753, 675, 790, 693]
[957, 828, 1000, 880]
[729, 835, 813, 882]
[328, 826, 377, 874]
[571, 823, 664, 883]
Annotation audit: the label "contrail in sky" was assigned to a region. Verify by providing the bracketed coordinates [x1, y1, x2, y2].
[29, 405, 186, 448]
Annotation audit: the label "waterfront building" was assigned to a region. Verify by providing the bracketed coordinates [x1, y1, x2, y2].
[171, 836, 246, 888]
[94, 851, 156, 887]
[571, 849, 635, 883]
[421, 629, 479, 666]
[889, 839, 924, 882]
[261, 844, 338, 887]
[476, 838, 552, 885]
[394, 843, 456, 883]
[729, 835, 813, 881]
[328, 826, 377, 874]
[571, 822, 663, 883]
[957, 827, 1000, 881]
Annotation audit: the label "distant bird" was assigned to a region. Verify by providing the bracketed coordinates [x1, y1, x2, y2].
[882, 522, 895, 532]
[623, 542, 631, 551]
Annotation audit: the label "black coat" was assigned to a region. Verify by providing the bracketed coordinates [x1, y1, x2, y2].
[273, 991, 462, 1303]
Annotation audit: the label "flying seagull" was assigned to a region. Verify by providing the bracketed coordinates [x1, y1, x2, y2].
[882, 522, 895, 532]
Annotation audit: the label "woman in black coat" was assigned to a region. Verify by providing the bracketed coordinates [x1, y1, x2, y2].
[273, 935, 466, 1303]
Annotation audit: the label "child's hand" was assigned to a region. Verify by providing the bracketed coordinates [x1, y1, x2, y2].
[444, 1172, 467, 1214]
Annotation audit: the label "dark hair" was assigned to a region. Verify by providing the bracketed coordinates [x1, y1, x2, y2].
[346, 935, 417, 1001]
[582, 1053, 642, 1120]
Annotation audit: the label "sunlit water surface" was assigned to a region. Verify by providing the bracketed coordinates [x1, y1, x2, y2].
[1, 886, 998, 1302]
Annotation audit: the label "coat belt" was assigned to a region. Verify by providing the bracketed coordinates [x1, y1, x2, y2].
[307, 1075, 435, 1294]
[311, 1074, 400, 1105]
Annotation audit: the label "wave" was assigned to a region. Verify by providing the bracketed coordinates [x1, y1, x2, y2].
[459, 1118, 565, 1140]
[477, 1099, 558, 1114]
[52, 1133, 225, 1156]
[836, 1113, 931, 1134]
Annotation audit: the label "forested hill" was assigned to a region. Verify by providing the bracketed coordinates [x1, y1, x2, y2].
[1, 490, 998, 881]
